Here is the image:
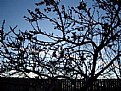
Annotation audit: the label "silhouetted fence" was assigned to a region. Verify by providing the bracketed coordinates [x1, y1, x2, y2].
[0, 77, 121, 91]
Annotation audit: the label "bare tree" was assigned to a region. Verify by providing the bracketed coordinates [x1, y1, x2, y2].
[0, 0, 121, 90]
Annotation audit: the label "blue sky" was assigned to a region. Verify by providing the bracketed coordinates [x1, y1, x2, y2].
[0, 0, 94, 42]
[0, 0, 83, 31]
[0, 0, 39, 31]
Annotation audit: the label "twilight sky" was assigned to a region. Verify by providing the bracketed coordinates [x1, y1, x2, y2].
[0, 0, 90, 31]
[0, 0, 39, 31]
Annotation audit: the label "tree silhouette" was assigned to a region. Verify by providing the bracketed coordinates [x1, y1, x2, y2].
[0, 0, 121, 90]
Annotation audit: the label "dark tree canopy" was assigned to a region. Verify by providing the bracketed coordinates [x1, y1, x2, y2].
[0, 0, 121, 89]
